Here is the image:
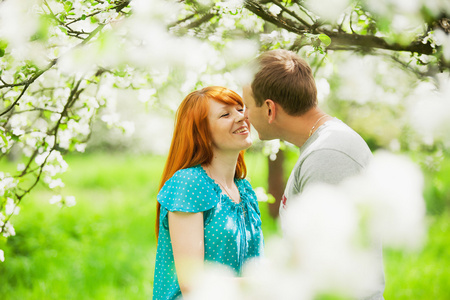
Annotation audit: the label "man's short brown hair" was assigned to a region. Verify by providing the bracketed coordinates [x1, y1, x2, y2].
[251, 49, 317, 116]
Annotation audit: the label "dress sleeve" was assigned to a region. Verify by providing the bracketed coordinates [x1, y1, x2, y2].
[157, 167, 220, 229]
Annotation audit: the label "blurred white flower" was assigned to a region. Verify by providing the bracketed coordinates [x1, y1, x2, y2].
[422, 0, 450, 17]
[0, 220, 16, 237]
[49, 195, 62, 205]
[35, 152, 49, 166]
[5, 198, 20, 216]
[102, 113, 121, 126]
[120, 121, 135, 137]
[138, 88, 157, 103]
[433, 30, 450, 62]
[243, 248, 314, 300]
[268, 4, 282, 16]
[283, 185, 380, 298]
[316, 77, 330, 103]
[260, 29, 297, 48]
[254, 187, 269, 202]
[216, 0, 244, 12]
[0, 249, 4, 262]
[75, 143, 87, 152]
[49, 178, 65, 189]
[223, 39, 259, 66]
[0, 175, 18, 197]
[365, 0, 421, 16]
[408, 75, 450, 146]
[49, 195, 76, 208]
[16, 163, 26, 172]
[304, 0, 350, 22]
[65, 196, 76, 207]
[185, 264, 243, 300]
[341, 151, 426, 250]
[262, 139, 281, 161]
[0, 0, 39, 48]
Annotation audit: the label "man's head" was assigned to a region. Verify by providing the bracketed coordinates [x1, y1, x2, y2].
[250, 49, 317, 116]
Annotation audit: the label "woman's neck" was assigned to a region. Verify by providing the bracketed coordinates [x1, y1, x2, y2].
[203, 152, 238, 188]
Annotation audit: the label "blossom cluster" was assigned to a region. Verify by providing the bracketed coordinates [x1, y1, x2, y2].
[187, 152, 426, 299]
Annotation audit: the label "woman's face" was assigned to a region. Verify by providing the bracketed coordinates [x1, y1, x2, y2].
[207, 99, 252, 154]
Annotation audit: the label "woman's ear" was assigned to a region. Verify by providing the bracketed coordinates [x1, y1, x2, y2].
[265, 99, 277, 124]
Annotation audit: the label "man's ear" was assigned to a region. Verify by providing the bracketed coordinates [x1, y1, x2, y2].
[265, 99, 276, 124]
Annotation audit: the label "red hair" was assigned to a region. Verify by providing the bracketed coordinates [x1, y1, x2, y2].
[155, 86, 248, 239]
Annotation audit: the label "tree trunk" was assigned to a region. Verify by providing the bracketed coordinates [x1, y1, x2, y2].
[268, 149, 285, 219]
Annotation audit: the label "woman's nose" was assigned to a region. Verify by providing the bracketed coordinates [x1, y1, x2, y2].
[236, 110, 246, 122]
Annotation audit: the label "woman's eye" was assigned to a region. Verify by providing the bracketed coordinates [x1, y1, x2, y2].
[220, 113, 230, 118]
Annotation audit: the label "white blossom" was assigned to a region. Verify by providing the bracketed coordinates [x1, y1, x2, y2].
[433, 30, 450, 62]
[262, 139, 281, 161]
[341, 151, 426, 250]
[189, 152, 426, 299]
[408, 75, 450, 146]
[138, 88, 157, 103]
[49, 195, 62, 206]
[0, 249, 4, 262]
[0, 0, 40, 48]
[5, 198, 20, 215]
[0, 174, 17, 197]
[101, 113, 121, 126]
[304, 0, 350, 22]
[268, 4, 282, 16]
[254, 187, 269, 202]
[64, 196, 76, 207]
[216, 0, 244, 13]
[49, 178, 65, 189]
[75, 143, 87, 152]
[0, 220, 16, 237]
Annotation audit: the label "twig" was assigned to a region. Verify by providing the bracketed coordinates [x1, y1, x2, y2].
[269, 0, 311, 28]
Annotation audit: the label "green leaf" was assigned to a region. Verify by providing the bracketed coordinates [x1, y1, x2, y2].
[0, 39, 7, 57]
[319, 34, 331, 46]
[64, 1, 73, 12]
[81, 14, 86, 20]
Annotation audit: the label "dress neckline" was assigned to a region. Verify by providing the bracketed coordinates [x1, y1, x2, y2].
[195, 164, 246, 206]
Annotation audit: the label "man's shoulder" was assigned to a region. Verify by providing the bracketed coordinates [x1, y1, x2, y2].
[309, 119, 370, 152]
[300, 119, 372, 167]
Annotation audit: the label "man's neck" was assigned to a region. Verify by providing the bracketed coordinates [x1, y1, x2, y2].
[274, 108, 329, 148]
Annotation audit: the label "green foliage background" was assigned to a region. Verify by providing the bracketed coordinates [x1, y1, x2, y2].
[0, 152, 449, 299]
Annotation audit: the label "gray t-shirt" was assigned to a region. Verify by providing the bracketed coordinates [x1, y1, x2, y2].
[279, 118, 385, 300]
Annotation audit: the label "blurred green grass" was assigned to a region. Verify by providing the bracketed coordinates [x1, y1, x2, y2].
[0, 152, 449, 299]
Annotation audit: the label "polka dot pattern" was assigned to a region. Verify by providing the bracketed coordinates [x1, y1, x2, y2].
[152, 165, 264, 300]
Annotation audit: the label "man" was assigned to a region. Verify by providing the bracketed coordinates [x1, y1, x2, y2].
[243, 49, 385, 300]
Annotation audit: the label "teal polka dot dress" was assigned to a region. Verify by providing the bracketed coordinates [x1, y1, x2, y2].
[152, 165, 264, 300]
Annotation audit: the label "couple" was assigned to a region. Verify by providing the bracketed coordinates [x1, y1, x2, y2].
[153, 49, 385, 300]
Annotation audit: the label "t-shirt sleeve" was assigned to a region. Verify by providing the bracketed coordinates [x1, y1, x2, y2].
[157, 168, 219, 229]
[299, 149, 365, 193]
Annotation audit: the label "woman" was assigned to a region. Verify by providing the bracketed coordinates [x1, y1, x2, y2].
[153, 86, 264, 299]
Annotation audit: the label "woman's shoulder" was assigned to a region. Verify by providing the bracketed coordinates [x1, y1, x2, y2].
[158, 165, 220, 212]
[171, 165, 204, 180]
[164, 165, 212, 189]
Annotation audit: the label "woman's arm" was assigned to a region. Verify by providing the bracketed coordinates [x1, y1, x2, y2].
[168, 211, 204, 296]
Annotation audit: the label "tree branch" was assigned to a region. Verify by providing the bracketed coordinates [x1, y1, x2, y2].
[0, 60, 57, 117]
[244, 0, 435, 56]
[324, 31, 434, 55]
[244, 0, 307, 35]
